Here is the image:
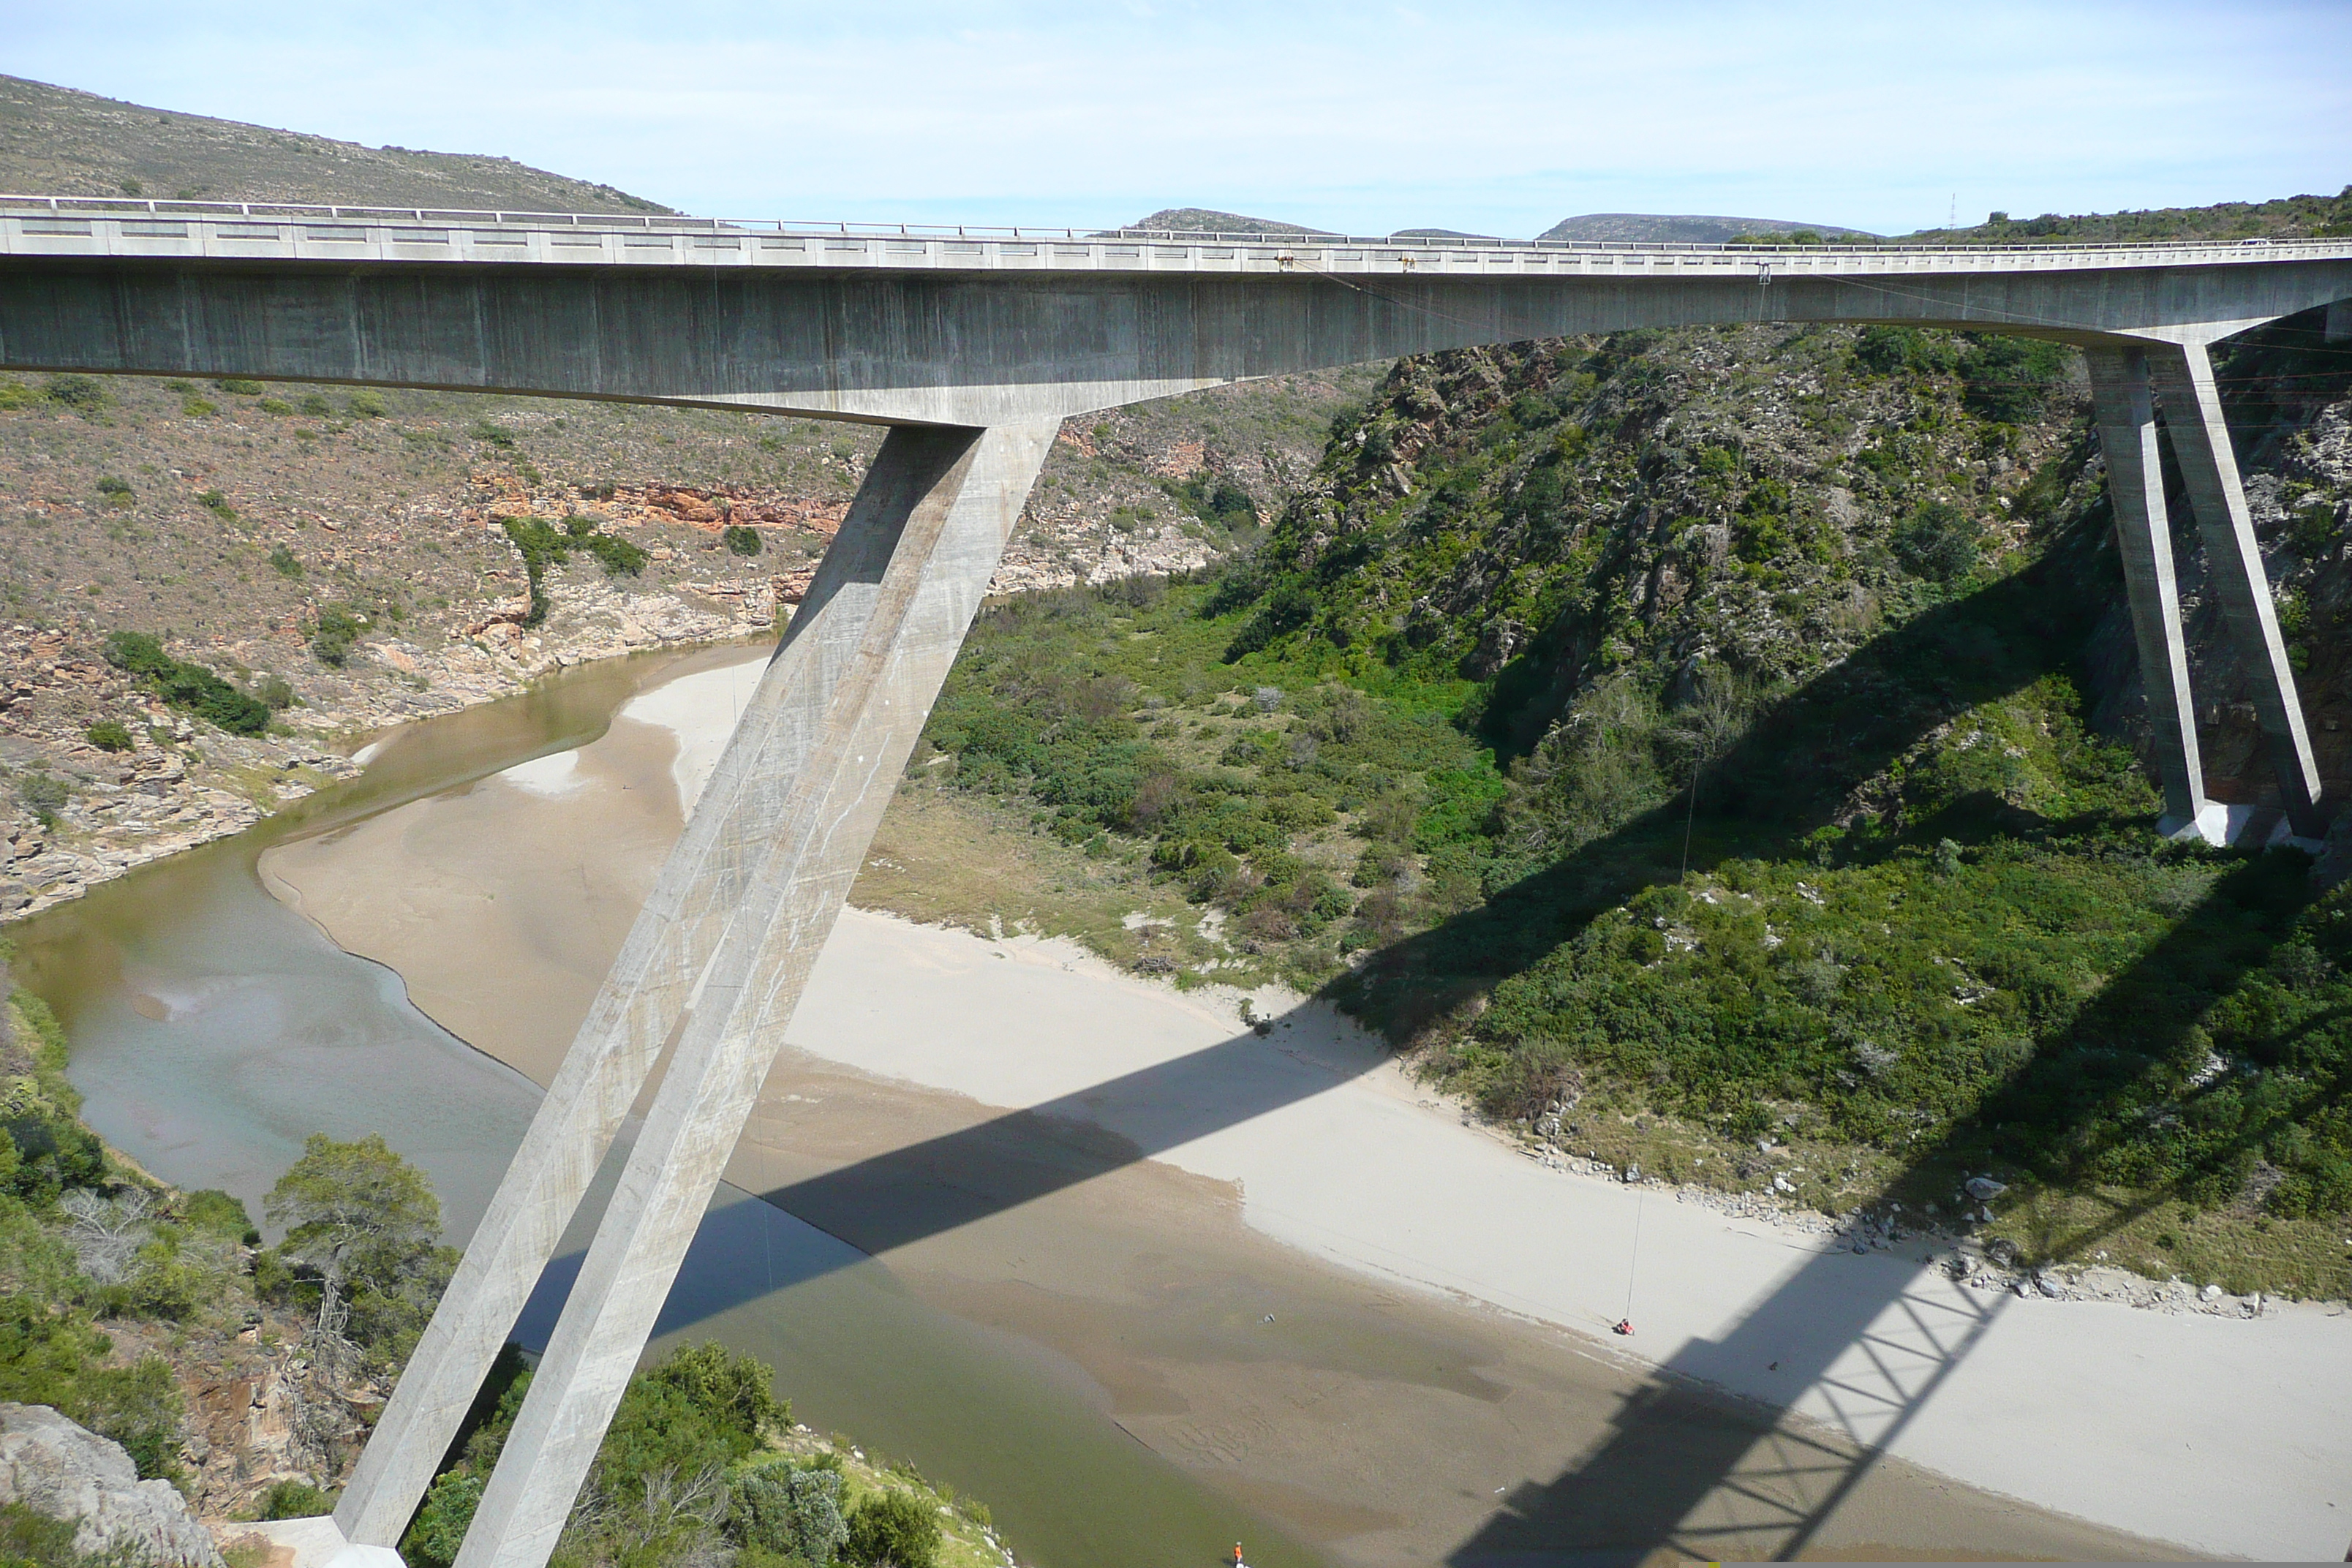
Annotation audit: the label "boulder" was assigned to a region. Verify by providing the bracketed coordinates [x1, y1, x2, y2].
[1963, 1175, 2008, 1200]
[0, 1403, 225, 1568]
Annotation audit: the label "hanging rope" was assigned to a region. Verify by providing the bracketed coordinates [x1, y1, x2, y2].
[1624, 1188, 1645, 1322]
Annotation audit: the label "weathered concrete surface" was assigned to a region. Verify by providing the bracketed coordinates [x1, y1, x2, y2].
[2146, 339, 2326, 839]
[1, 244, 2348, 426]
[451, 423, 1052, 1568]
[334, 429, 1030, 1544]
[2086, 345, 2215, 840]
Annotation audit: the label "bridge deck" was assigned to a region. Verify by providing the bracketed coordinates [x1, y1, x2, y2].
[6, 195, 2349, 279]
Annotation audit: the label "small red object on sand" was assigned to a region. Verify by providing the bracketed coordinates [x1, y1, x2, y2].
[1613, 1319, 1634, 1335]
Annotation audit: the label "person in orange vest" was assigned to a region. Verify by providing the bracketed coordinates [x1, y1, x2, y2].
[1232, 1544, 1248, 1567]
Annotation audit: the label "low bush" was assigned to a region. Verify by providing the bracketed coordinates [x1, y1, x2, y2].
[723, 524, 763, 557]
[83, 721, 132, 753]
[102, 631, 271, 735]
[253, 1480, 335, 1520]
[309, 607, 365, 666]
[843, 1489, 939, 1568]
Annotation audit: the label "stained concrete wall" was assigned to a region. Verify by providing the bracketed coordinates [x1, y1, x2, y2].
[2, 257, 2348, 425]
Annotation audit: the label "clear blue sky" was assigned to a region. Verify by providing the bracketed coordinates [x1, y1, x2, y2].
[7, 1, 2347, 235]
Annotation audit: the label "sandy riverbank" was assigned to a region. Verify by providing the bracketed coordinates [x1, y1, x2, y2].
[262, 651, 2351, 1562]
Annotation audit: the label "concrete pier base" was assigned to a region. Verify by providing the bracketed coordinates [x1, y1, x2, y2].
[2087, 345, 2215, 840]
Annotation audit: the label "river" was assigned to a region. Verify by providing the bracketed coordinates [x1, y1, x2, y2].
[15, 640, 2322, 1564]
[9, 641, 1328, 1568]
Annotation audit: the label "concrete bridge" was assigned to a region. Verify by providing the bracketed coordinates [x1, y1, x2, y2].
[5, 195, 2350, 1568]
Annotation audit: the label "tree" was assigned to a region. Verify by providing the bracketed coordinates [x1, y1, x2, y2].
[263, 1134, 453, 1365]
[731, 1458, 846, 1565]
[842, 1490, 938, 1568]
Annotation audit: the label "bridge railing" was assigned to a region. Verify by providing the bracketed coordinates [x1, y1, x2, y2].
[1, 192, 2345, 263]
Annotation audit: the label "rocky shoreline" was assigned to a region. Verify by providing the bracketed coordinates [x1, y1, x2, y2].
[1, 568, 782, 923]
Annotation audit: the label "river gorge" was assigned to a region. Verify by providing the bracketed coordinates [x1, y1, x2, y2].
[11, 641, 2338, 1564]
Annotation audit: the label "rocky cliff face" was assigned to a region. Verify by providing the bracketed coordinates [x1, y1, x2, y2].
[0, 1403, 225, 1567]
[1237, 308, 2352, 825]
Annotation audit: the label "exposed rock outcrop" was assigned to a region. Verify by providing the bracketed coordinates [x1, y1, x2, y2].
[0, 1403, 226, 1568]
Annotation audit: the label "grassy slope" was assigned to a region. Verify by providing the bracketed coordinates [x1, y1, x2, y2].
[0, 75, 670, 212]
[900, 303, 2352, 1298]
[1928, 185, 2352, 243]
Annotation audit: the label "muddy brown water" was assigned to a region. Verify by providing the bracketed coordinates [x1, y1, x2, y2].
[10, 643, 1328, 1568]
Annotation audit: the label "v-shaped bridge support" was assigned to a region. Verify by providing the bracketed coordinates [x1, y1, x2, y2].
[2086, 339, 2326, 846]
[326, 421, 1055, 1568]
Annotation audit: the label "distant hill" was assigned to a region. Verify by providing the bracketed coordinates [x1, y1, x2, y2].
[0, 75, 671, 214]
[1925, 187, 2352, 244]
[1126, 207, 1333, 236]
[1540, 212, 1875, 244]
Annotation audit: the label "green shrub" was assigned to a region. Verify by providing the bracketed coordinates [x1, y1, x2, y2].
[83, 721, 133, 753]
[42, 376, 106, 411]
[0, 1501, 84, 1568]
[0, 1300, 185, 1481]
[638, 1341, 788, 1442]
[267, 545, 303, 578]
[15, 775, 69, 827]
[582, 533, 648, 576]
[252, 674, 296, 711]
[181, 394, 217, 418]
[731, 1459, 847, 1564]
[181, 1188, 260, 1244]
[298, 395, 333, 418]
[198, 490, 235, 521]
[94, 477, 133, 508]
[102, 631, 271, 735]
[842, 1490, 938, 1568]
[1957, 335, 2076, 423]
[263, 1132, 456, 1365]
[212, 378, 264, 396]
[344, 391, 385, 419]
[724, 524, 764, 557]
[256, 398, 294, 416]
[1891, 500, 1982, 581]
[255, 1480, 336, 1520]
[309, 607, 364, 666]
[401, 1472, 480, 1567]
[469, 419, 516, 448]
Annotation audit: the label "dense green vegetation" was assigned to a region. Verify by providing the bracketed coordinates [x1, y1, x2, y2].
[101, 630, 271, 736]
[500, 515, 652, 627]
[1941, 185, 2352, 243]
[919, 310, 2352, 1289]
[255, 1133, 458, 1373]
[408, 1341, 955, 1568]
[0, 981, 205, 1479]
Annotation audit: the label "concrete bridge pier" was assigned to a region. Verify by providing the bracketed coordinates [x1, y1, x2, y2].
[2146, 339, 2326, 840]
[325, 421, 1051, 1568]
[2087, 345, 2217, 841]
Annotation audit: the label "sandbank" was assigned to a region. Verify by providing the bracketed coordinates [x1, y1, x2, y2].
[263, 651, 2348, 1561]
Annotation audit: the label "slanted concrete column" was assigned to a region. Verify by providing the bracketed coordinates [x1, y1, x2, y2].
[2085, 345, 2216, 840]
[336, 422, 1051, 1548]
[448, 421, 1052, 1568]
[2147, 339, 2326, 840]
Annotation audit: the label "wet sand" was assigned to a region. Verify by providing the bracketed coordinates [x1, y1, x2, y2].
[262, 652, 2345, 1562]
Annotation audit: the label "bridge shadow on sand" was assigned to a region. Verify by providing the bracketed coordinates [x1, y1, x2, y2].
[518, 502, 2325, 1560]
